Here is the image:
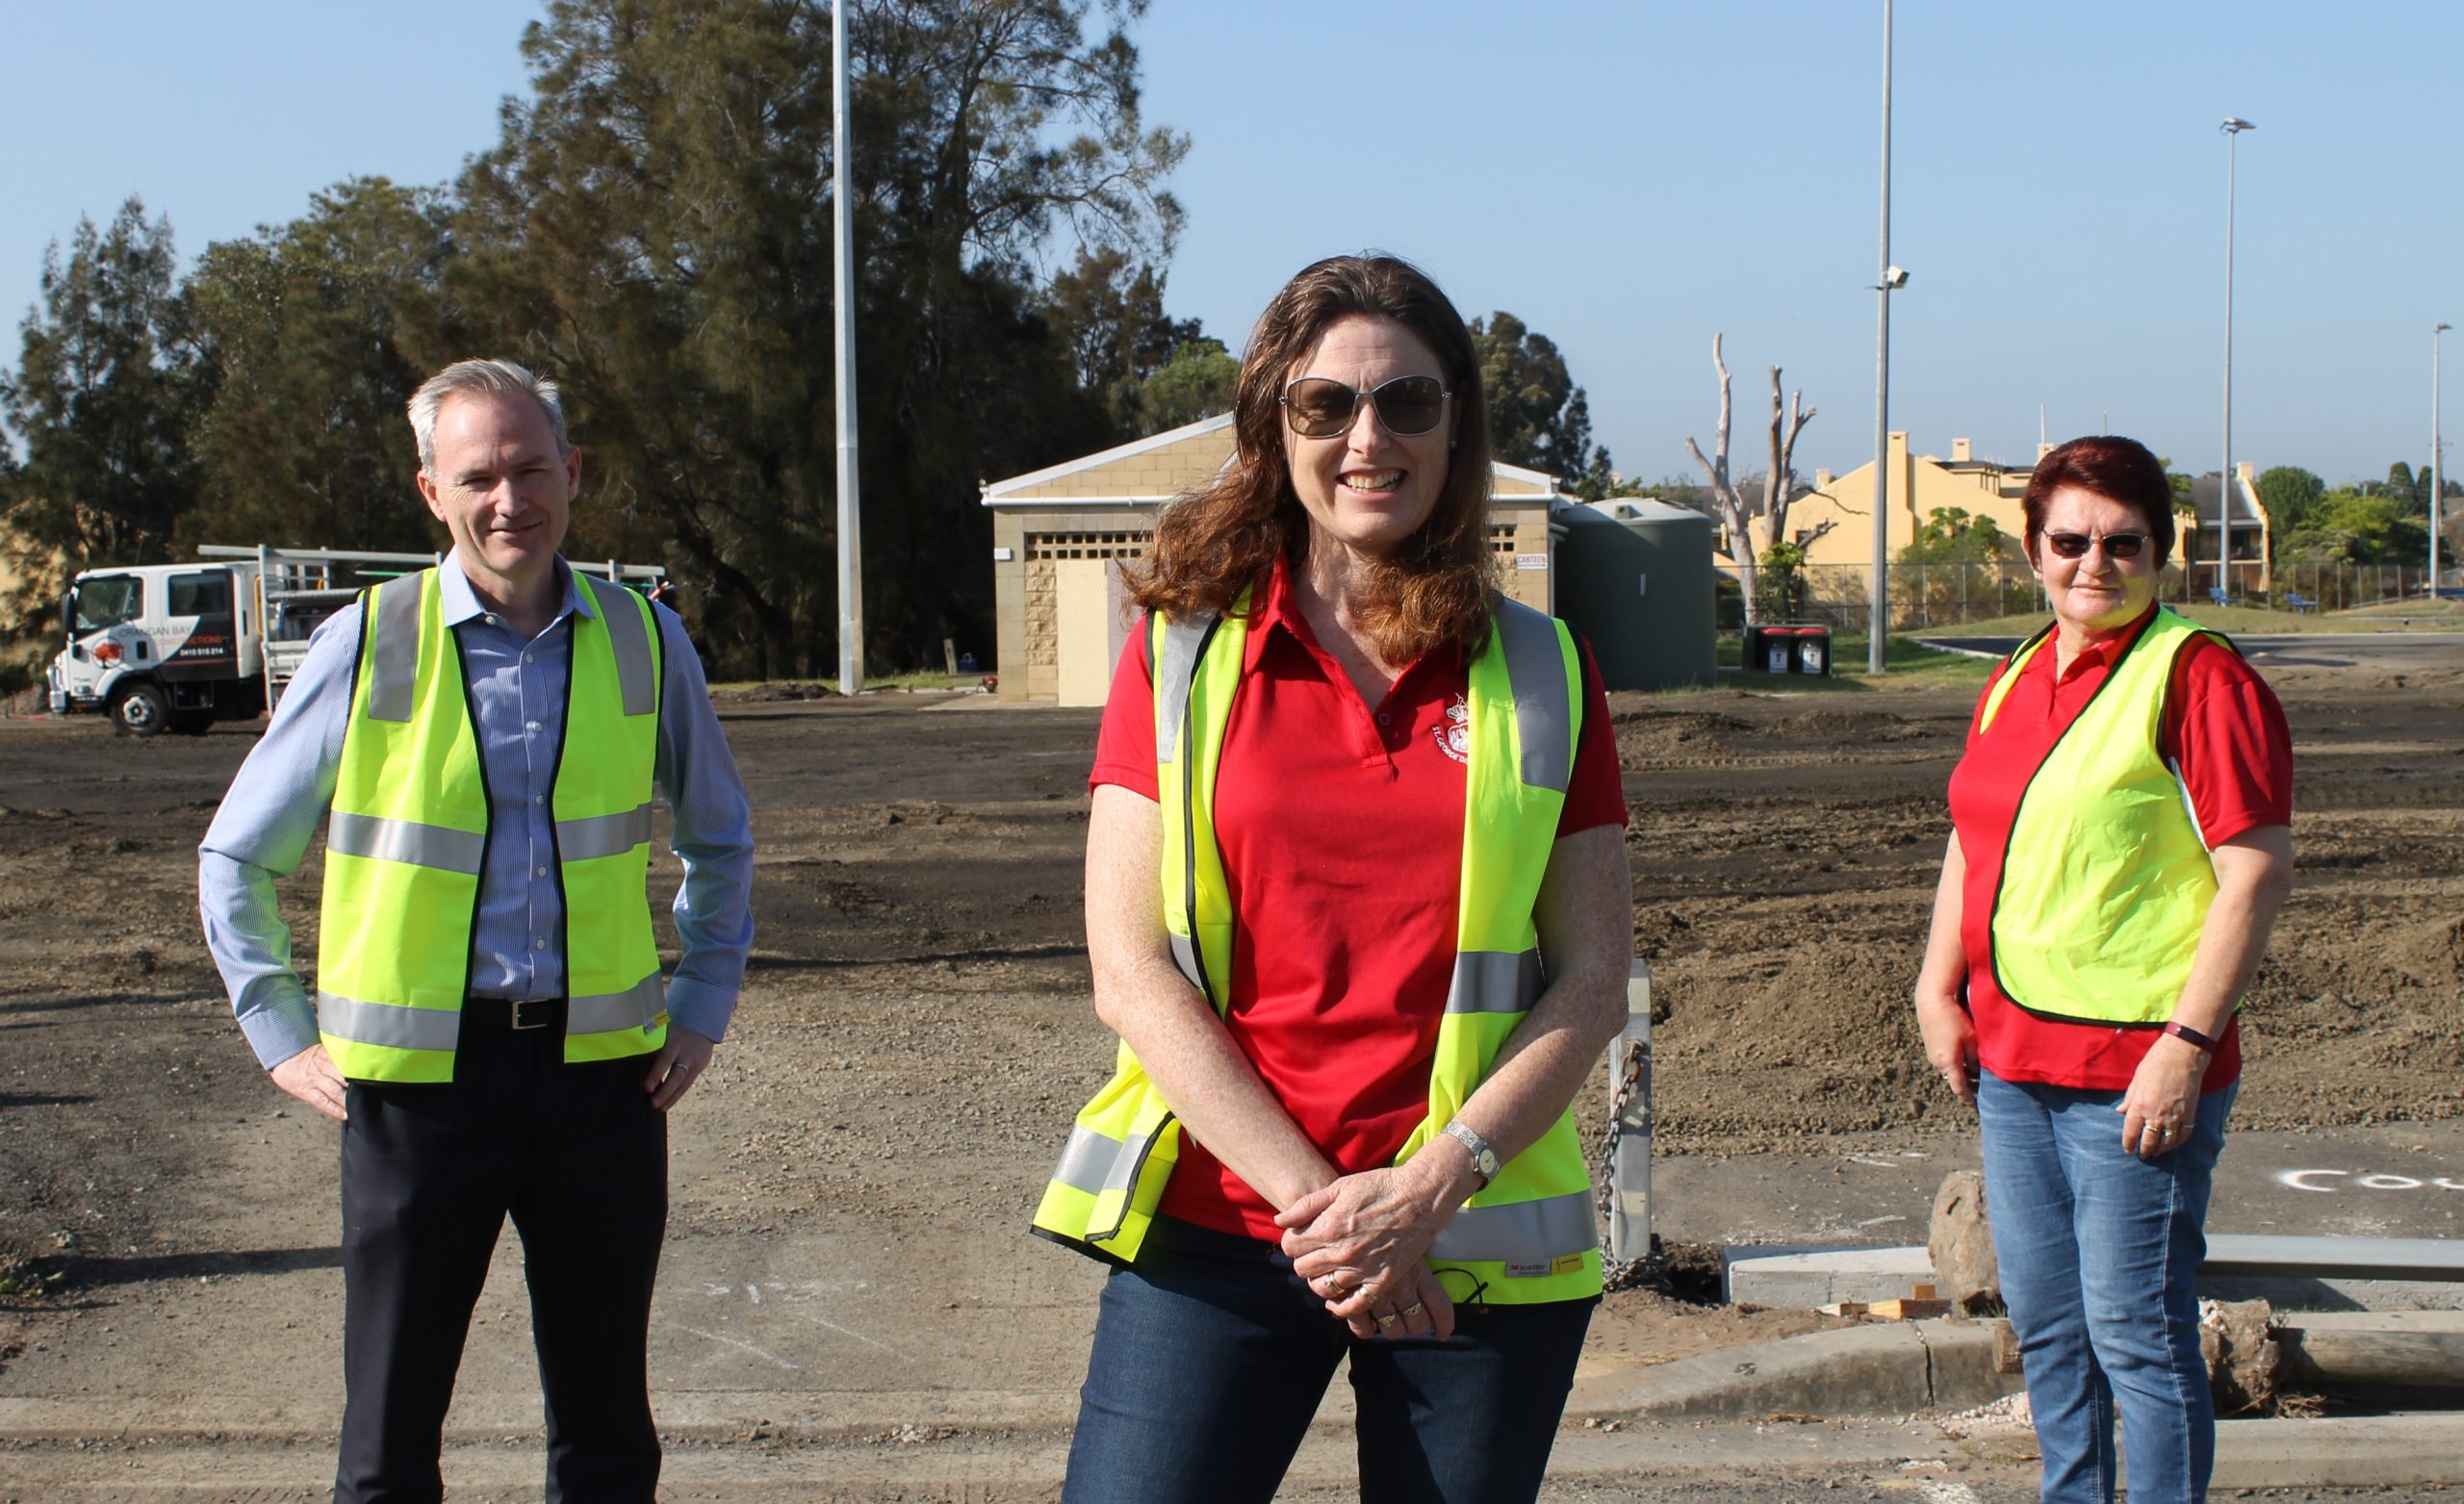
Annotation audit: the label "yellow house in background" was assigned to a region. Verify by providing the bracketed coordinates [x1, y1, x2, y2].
[1732, 433, 2269, 590]
[1748, 432, 2034, 568]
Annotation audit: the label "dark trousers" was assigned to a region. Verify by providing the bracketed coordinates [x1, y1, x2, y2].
[1062, 1216, 1595, 1504]
[337, 1020, 668, 1504]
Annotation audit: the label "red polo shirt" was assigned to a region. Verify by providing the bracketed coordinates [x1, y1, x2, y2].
[1946, 606, 2293, 1092]
[1090, 560, 1629, 1241]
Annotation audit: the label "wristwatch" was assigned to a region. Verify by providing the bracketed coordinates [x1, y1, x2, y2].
[1442, 1118, 1499, 1189]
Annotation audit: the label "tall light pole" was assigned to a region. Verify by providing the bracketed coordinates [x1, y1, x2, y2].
[833, 0, 865, 695]
[2218, 116, 2253, 601]
[2437, 322, 2451, 597]
[1868, 0, 1895, 675]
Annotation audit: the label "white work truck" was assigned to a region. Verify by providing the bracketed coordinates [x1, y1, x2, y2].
[46, 547, 666, 736]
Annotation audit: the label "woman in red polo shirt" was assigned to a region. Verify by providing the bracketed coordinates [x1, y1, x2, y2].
[1043, 255, 1631, 1504]
[1912, 435, 2294, 1504]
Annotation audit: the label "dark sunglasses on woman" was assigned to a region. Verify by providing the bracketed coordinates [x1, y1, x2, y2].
[2042, 530, 2147, 560]
[1280, 375, 1450, 439]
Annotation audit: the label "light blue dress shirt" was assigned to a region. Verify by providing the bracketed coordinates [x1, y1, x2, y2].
[198, 555, 755, 1070]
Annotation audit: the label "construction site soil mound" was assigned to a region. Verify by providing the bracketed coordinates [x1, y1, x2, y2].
[0, 647, 2455, 1456]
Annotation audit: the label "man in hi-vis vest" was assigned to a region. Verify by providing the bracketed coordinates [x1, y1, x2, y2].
[199, 358, 754, 1503]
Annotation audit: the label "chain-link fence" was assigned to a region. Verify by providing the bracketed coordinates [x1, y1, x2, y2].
[1719, 559, 2438, 631]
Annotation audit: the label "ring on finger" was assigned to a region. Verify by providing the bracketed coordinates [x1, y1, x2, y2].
[1399, 1302, 1424, 1319]
[1375, 1312, 1400, 1327]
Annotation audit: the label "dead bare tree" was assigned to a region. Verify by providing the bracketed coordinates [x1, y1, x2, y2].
[1685, 334, 1819, 624]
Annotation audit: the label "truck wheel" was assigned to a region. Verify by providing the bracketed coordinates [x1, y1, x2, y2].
[109, 681, 167, 737]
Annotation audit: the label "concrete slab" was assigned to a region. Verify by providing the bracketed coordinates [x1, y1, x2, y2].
[1653, 1121, 2464, 1254]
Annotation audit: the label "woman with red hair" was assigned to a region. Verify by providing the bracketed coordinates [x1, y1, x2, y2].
[1913, 435, 2294, 1504]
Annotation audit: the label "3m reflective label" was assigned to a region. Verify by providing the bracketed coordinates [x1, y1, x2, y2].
[556, 803, 654, 861]
[571, 974, 665, 1034]
[1493, 599, 1571, 792]
[368, 578, 424, 723]
[1428, 1190, 1599, 1265]
[582, 574, 656, 716]
[1445, 949, 1543, 1014]
[318, 990, 459, 1052]
[326, 810, 485, 875]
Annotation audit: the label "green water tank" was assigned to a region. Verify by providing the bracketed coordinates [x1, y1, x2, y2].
[1553, 498, 1717, 691]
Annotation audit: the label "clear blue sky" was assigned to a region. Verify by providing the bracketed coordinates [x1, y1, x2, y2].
[8, 1, 2460, 488]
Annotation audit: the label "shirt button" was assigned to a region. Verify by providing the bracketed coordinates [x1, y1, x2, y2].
[534, 938, 548, 951]
[1375, 712, 1391, 727]
[533, 795, 546, 805]
[535, 866, 548, 878]
[484, 613, 498, 625]
[524, 652, 534, 663]
[525, 720, 541, 732]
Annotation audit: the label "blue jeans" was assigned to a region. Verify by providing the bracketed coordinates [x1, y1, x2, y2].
[1061, 1216, 1595, 1504]
[1978, 1069, 2236, 1504]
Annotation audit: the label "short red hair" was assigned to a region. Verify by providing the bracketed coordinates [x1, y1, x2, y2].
[2022, 436, 2176, 565]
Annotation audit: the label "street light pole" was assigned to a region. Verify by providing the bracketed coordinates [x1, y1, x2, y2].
[2219, 116, 2253, 601]
[1868, 0, 1893, 675]
[833, 0, 865, 696]
[2437, 322, 2451, 598]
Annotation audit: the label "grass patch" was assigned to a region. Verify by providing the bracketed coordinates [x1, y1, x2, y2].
[1907, 603, 2462, 638]
[1718, 630, 1993, 691]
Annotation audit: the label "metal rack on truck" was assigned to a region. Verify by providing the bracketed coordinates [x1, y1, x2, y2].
[47, 547, 667, 735]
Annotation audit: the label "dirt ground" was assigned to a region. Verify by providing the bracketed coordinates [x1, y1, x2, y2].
[0, 642, 2456, 1490]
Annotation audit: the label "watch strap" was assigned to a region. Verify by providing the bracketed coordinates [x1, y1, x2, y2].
[2161, 1020, 2220, 1053]
[1441, 1118, 1498, 1187]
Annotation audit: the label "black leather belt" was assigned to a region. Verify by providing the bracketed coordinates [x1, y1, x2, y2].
[464, 997, 566, 1032]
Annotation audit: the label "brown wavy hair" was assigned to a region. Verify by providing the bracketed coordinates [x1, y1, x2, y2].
[1127, 253, 1498, 662]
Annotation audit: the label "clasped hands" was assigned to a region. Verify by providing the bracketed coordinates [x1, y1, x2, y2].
[1274, 1157, 1463, 1342]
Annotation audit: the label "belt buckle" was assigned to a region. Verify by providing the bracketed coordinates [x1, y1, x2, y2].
[509, 999, 552, 1031]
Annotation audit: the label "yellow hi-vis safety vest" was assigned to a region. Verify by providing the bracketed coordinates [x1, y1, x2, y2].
[1032, 592, 1604, 1306]
[315, 567, 669, 1083]
[1977, 606, 2237, 1027]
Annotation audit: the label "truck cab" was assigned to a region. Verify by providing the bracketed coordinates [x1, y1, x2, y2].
[49, 562, 270, 735]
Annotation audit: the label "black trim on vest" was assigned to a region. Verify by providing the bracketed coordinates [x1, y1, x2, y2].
[448, 619, 493, 1026]
[1176, 611, 1224, 1011]
[545, 607, 578, 1018]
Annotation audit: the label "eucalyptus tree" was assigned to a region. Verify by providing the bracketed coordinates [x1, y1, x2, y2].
[444, 0, 1186, 677]
[0, 198, 208, 634]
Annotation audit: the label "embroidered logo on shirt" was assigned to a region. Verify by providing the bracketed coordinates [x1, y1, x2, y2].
[1434, 695, 1471, 764]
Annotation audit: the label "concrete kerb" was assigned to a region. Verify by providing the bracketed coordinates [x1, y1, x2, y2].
[1566, 1317, 2018, 1422]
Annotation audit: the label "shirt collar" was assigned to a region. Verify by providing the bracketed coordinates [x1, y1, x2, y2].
[435, 552, 591, 627]
[1245, 553, 1305, 672]
[2044, 600, 2159, 676]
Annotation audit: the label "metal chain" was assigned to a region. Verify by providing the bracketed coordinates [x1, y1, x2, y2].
[1596, 1034, 1666, 1293]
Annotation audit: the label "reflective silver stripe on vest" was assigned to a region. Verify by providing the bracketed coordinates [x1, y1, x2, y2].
[1167, 931, 1206, 994]
[556, 803, 654, 861]
[581, 574, 656, 717]
[1153, 609, 1219, 765]
[1493, 599, 1572, 793]
[1428, 1188, 1600, 1264]
[1446, 949, 1545, 1014]
[571, 973, 665, 1035]
[368, 575, 424, 724]
[325, 810, 486, 875]
[318, 990, 459, 1053]
[1050, 1122, 1145, 1196]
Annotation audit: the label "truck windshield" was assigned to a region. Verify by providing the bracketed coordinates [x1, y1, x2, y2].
[73, 575, 144, 631]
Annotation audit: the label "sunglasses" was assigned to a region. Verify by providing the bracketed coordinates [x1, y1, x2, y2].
[1280, 375, 1451, 439]
[2042, 530, 2147, 560]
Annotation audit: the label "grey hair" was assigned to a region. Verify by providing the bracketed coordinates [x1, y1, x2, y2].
[406, 358, 569, 474]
